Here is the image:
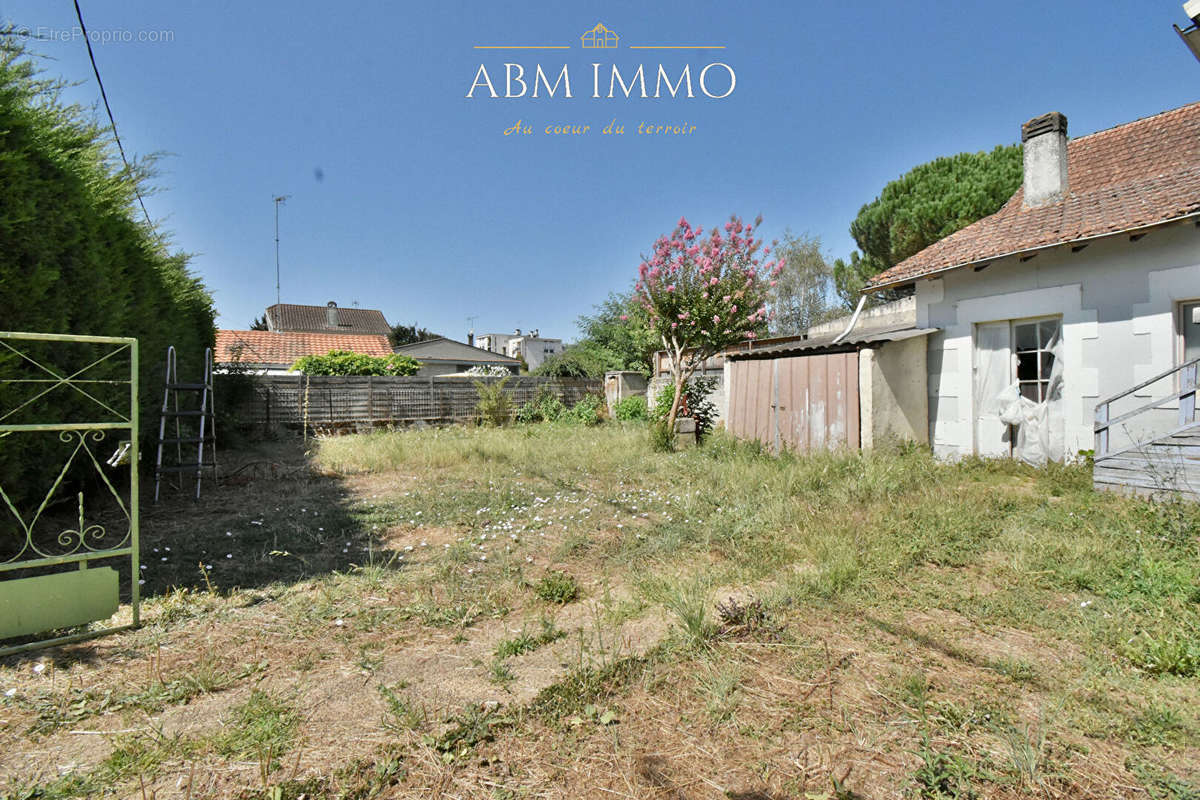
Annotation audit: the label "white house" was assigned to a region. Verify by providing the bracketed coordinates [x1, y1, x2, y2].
[478, 328, 564, 371]
[507, 331, 564, 371]
[864, 102, 1200, 476]
[475, 332, 514, 356]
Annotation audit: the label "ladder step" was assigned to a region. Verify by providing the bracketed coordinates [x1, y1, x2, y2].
[156, 464, 217, 473]
[166, 383, 209, 390]
[159, 437, 215, 444]
[160, 410, 210, 416]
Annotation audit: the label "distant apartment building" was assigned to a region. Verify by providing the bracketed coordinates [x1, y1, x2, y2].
[475, 328, 564, 371]
[475, 332, 514, 356]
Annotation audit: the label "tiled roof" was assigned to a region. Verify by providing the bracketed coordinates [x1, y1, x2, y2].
[866, 101, 1200, 290]
[265, 303, 391, 335]
[215, 330, 394, 367]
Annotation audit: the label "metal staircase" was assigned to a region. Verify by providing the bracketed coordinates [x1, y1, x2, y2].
[154, 346, 218, 502]
[1093, 357, 1200, 499]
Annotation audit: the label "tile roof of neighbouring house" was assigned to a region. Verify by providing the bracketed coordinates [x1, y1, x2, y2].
[214, 330, 394, 367]
[265, 303, 391, 335]
[866, 101, 1200, 290]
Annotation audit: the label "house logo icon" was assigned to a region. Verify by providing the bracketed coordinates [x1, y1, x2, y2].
[581, 23, 618, 49]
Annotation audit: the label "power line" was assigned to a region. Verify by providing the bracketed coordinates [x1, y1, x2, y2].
[72, 0, 152, 226]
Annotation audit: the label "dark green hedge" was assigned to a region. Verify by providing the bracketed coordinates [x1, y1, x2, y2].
[0, 45, 215, 508]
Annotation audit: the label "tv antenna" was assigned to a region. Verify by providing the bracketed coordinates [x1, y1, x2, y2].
[273, 194, 290, 305]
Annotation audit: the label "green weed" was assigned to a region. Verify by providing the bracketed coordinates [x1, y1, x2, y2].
[216, 690, 301, 782]
[532, 571, 579, 604]
[495, 617, 566, 659]
[378, 683, 426, 732]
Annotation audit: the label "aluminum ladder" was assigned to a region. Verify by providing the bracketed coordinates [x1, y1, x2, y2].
[153, 346, 218, 502]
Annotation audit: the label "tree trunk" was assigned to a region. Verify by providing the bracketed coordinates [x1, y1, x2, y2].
[665, 369, 685, 441]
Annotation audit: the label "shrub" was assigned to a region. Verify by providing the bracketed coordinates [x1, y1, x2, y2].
[474, 377, 514, 426]
[613, 395, 648, 421]
[515, 401, 539, 424]
[652, 377, 719, 439]
[516, 386, 566, 423]
[465, 364, 511, 377]
[291, 351, 419, 376]
[566, 394, 606, 426]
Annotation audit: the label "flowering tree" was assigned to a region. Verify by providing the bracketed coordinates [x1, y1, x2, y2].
[633, 214, 780, 438]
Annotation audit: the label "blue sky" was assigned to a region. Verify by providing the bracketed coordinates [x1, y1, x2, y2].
[1, 1, 1196, 341]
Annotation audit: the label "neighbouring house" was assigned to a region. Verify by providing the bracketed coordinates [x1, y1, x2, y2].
[862, 102, 1200, 490]
[214, 329, 395, 374]
[394, 337, 522, 377]
[265, 301, 391, 337]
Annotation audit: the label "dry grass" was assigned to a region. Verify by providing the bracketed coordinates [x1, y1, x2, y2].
[1, 424, 1197, 799]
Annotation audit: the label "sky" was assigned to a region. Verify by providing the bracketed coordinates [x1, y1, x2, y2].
[0, 1, 1196, 342]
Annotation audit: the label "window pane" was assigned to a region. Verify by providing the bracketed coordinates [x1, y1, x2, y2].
[1184, 303, 1200, 363]
[1038, 319, 1060, 349]
[1040, 352, 1055, 379]
[1015, 323, 1037, 351]
[1019, 382, 1040, 402]
[1017, 351, 1039, 380]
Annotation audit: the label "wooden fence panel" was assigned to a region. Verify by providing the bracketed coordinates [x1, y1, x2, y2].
[219, 374, 602, 431]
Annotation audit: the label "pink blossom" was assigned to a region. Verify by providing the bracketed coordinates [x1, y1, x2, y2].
[620, 314, 629, 321]
[667, 285, 676, 293]
[730, 305, 737, 313]
[712, 315, 720, 324]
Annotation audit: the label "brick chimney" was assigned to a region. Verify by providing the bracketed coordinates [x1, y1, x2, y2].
[1021, 112, 1068, 208]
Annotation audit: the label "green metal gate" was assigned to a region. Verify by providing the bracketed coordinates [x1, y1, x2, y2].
[0, 332, 139, 655]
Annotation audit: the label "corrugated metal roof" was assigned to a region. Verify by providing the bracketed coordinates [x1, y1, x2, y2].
[726, 326, 937, 360]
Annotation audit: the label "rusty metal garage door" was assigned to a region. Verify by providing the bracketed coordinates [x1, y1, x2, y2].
[728, 351, 859, 452]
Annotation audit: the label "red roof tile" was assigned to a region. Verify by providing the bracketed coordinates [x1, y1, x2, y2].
[866, 101, 1200, 290]
[215, 330, 394, 367]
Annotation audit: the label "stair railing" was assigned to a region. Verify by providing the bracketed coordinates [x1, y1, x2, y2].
[1094, 356, 1199, 459]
